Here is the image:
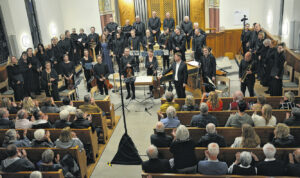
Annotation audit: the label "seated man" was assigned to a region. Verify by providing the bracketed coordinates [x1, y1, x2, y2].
[0, 144, 35, 172]
[71, 109, 94, 129]
[255, 143, 286, 176]
[30, 171, 42, 178]
[160, 91, 180, 112]
[37, 149, 62, 171]
[190, 103, 218, 127]
[287, 148, 300, 176]
[60, 97, 77, 113]
[79, 95, 102, 113]
[197, 143, 228, 175]
[151, 122, 172, 147]
[229, 90, 245, 110]
[32, 110, 52, 129]
[40, 97, 60, 113]
[0, 108, 15, 129]
[160, 106, 180, 128]
[285, 107, 300, 126]
[31, 129, 54, 147]
[142, 145, 171, 173]
[198, 123, 226, 147]
[225, 100, 254, 127]
[54, 110, 72, 128]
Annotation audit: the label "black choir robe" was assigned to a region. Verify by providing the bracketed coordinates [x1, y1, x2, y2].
[41, 69, 60, 101]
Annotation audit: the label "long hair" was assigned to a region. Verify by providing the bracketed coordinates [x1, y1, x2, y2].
[208, 91, 219, 109]
[100, 34, 107, 43]
[59, 127, 72, 143]
[22, 97, 35, 113]
[262, 104, 272, 125]
[37, 43, 45, 54]
[241, 124, 261, 148]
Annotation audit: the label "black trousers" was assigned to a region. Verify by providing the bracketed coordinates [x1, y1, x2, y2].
[151, 31, 160, 42]
[97, 80, 108, 95]
[83, 69, 92, 91]
[186, 35, 191, 49]
[241, 80, 255, 97]
[135, 56, 140, 71]
[125, 81, 135, 96]
[12, 83, 24, 101]
[270, 77, 283, 96]
[174, 81, 186, 98]
[45, 85, 60, 101]
[163, 55, 170, 70]
[116, 54, 122, 69]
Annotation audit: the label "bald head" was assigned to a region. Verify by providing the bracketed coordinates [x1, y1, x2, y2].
[146, 145, 158, 159]
[206, 123, 216, 134]
[245, 52, 252, 61]
[155, 122, 165, 133]
[233, 90, 244, 101]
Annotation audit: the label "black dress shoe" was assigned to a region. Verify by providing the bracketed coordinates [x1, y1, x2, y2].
[126, 95, 131, 99]
[131, 95, 135, 99]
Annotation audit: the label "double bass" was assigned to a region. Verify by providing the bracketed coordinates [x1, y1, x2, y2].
[153, 70, 165, 99]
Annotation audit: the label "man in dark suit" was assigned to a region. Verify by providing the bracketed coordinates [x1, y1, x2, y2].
[142, 145, 171, 173]
[192, 28, 206, 62]
[163, 12, 175, 32]
[161, 52, 188, 98]
[0, 108, 15, 129]
[198, 123, 226, 147]
[148, 11, 161, 42]
[172, 27, 186, 61]
[121, 48, 137, 99]
[150, 122, 172, 147]
[180, 16, 193, 49]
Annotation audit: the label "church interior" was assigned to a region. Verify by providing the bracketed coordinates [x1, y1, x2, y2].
[0, 0, 300, 178]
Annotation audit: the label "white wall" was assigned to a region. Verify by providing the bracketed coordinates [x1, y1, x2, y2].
[281, 0, 295, 48]
[260, 0, 281, 36]
[59, 0, 102, 35]
[35, 0, 65, 45]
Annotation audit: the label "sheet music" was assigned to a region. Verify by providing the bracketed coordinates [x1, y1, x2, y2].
[187, 61, 199, 67]
[135, 76, 153, 83]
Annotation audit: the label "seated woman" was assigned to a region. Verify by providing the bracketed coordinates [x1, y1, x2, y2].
[251, 95, 266, 111]
[32, 110, 52, 129]
[2, 129, 31, 147]
[252, 104, 277, 126]
[272, 123, 296, 147]
[228, 151, 258, 175]
[31, 129, 54, 147]
[22, 97, 39, 114]
[1, 97, 20, 114]
[37, 149, 62, 171]
[201, 91, 223, 111]
[280, 91, 296, 109]
[55, 127, 84, 150]
[40, 97, 60, 113]
[231, 124, 261, 148]
[160, 106, 180, 128]
[181, 95, 199, 111]
[170, 125, 197, 173]
[160, 91, 180, 112]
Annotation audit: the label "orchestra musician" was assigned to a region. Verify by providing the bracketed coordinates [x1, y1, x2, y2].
[88, 27, 100, 55]
[200, 47, 217, 92]
[94, 55, 110, 95]
[172, 27, 186, 61]
[60, 54, 75, 90]
[145, 50, 158, 97]
[78, 28, 88, 58]
[239, 52, 256, 97]
[113, 32, 125, 68]
[122, 19, 132, 44]
[143, 29, 155, 51]
[133, 16, 146, 44]
[81, 49, 93, 92]
[158, 28, 171, 70]
[41, 61, 60, 101]
[121, 48, 136, 99]
[70, 28, 80, 65]
[106, 17, 118, 36]
[128, 29, 142, 72]
[161, 52, 188, 98]
[7, 56, 24, 101]
[48, 37, 63, 74]
[148, 11, 161, 42]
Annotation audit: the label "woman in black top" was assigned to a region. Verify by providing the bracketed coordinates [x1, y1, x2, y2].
[270, 43, 285, 96]
[145, 50, 158, 97]
[27, 48, 42, 95]
[81, 49, 93, 92]
[48, 37, 63, 74]
[18, 52, 33, 97]
[7, 56, 24, 101]
[60, 54, 75, 90]
[41, 61, 60, 101]
[36, 43, 49, 69]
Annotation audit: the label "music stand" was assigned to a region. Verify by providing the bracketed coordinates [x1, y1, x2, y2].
[73, 76, 83, 100]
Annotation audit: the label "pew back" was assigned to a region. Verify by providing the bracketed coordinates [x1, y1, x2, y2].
[0, 169, 64, 178]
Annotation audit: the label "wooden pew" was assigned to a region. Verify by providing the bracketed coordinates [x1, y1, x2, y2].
[0, 146, 87, 178]
[160, 96, 300, 110]
[160, 127, 300, 146]
[0, 169, 64, 178]
[0, 127, 98, 163]
[158, 110, 289, 126]
[9, 112, 109, 143]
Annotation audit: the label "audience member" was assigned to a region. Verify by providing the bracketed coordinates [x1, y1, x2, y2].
[190, 103, 218, 127]
[30, 171, 43, 178]
[54, 110, 72, 128]
[201, 91, 223, 111]
[71, 109, 94, 129]
[160, 106, 180, 128]
[284, 107, 300, 126]
[31, 129, 54, 147]
[15, 109, 33, 129]
[0, 108, 15, 129]
[251, 104, 277, 126]
[150, 122, 172, 147]
[60, 97, 77, 113]
[197, 143, 228, 175]
[37, 149, 62, 171]
[198, 123, 226, 147]
[1, 97, 19, 114]
[79, 95, 102, 113]
[287, 148, 300, 176]
[0, 144, 35, 172]
[142, 145, 171, 173]
[229, 91, 245, 110]
[160, 92, 180, 112]
[170, 125, 197, 173]
[2, 129, 31, 147]
[228, 151, 258, 175]
[40, 98, 60, 113]
[280, 91, 296, 109]
[32, 110, 52, 129]
[55, 127, 84, 150]
[255, 143, 286, 176]
[225, 100, 254, 127]
[22, 97, 39, 114]
[272, 123, 295, 147]
[231, 124, 261, 148]
[181, 95, 199, 111]
[251, 95, 266, 110]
